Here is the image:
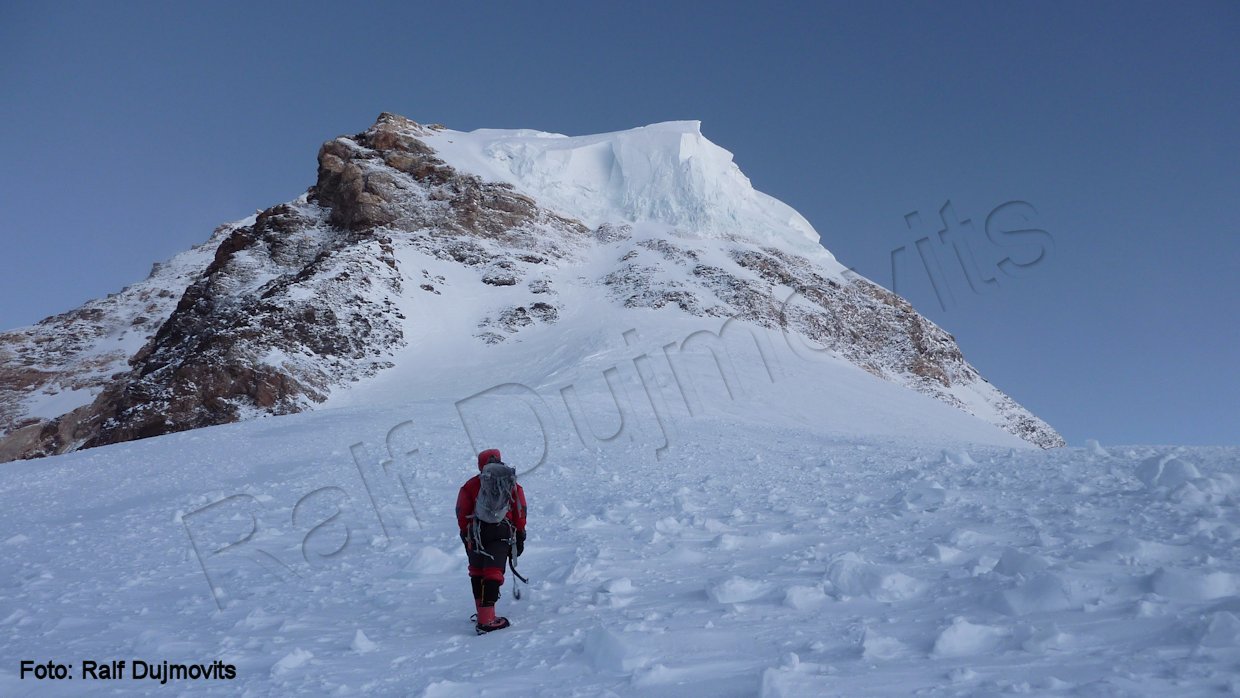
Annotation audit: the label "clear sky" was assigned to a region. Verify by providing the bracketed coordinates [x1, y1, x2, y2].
[1, 1, 1236, 446]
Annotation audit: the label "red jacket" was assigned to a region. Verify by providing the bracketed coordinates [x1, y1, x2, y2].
[456, 475, 527, 533]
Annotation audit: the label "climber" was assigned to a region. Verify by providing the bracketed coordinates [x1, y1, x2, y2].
[456, 448, 527, 634]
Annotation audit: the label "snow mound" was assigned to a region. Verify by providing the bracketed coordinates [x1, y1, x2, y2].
[406, 546, 458, 575]
[583, 627, 648, 673]
[424, 122, 828, 253]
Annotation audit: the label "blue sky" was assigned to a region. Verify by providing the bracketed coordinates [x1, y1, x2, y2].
[1, 1, 1236, 446]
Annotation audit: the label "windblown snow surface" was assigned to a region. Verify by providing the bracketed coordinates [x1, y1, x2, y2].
[1, 311, 1237, 696]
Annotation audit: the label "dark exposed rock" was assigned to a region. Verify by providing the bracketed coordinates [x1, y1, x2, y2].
[477, 302, 562, 341]
[482, 261, 520, 286]
[638, 239, 699, 265]
[594, 223, 632, 244]
[2, 112, 591, 461]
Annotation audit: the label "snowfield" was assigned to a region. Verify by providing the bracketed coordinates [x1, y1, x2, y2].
[1, 322, 1237, 696]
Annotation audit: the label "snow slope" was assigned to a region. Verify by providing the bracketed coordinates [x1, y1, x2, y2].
[0, 351, 1237, 695]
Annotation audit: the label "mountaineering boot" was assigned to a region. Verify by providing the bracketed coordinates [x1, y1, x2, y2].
[470, 575, 484, 622]
[475, 605, 510, 634]
[474, 577, 509, 633]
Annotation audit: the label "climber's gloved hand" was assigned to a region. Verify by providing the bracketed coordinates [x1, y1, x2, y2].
[515, 529, 526, 557]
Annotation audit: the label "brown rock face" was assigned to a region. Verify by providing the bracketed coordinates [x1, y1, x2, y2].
[310, 113, 563, 240]
[0, 113, 585, 461]
[70, 198, 408, 453]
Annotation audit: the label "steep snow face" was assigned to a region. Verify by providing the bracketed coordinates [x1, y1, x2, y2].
[422, 121, 831, 257]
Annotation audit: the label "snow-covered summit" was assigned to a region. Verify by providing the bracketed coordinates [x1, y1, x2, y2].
[0, 112, 1063, 461]
[423, 121, 831, 256]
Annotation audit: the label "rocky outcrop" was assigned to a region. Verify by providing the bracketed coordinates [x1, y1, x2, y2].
[0, 226, 231, 453]
[1, 113, 591, 460]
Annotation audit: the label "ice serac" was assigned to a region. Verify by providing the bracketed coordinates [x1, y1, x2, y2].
[426, 120, 828, 255]
[0, 112, 1063, 461]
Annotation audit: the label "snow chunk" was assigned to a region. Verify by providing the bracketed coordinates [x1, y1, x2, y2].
[1136, 454, 1201, 490]
[990, 573, 1077, 615]
[1020, 624, 1075, 653]
[783, 585, 828, 610]
[1078, 535, 1180, 565]
[1085, 439, 1109, 457]
[889, 482, 948, 511]
[708, 576, 773, 604]
[948, 528, 995, 548]
[601, 577, 635, 595]
[940, 449, 976, 466]
[993, 548, 1050, 578]
[860, 627, 909, 659]
[271, 648, 313, 676]
[1197, 611, 1240, 649]
[827, 553, 923, 602]
[923, 543, 967, 564]
[760, 654, 830, 698]
[1148, 568, 1239, 601]
[351, 629, 377, 654]
[931, 618, 1008, 658]
[421, 680, 473, 697]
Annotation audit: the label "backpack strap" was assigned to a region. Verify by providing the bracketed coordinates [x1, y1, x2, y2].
[467, 517, 493, 560]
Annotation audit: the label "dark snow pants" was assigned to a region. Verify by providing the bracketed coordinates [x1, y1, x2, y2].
[466, 521, 512, 584]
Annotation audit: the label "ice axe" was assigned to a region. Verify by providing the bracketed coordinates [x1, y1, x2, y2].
[508, 551, 529, 600]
